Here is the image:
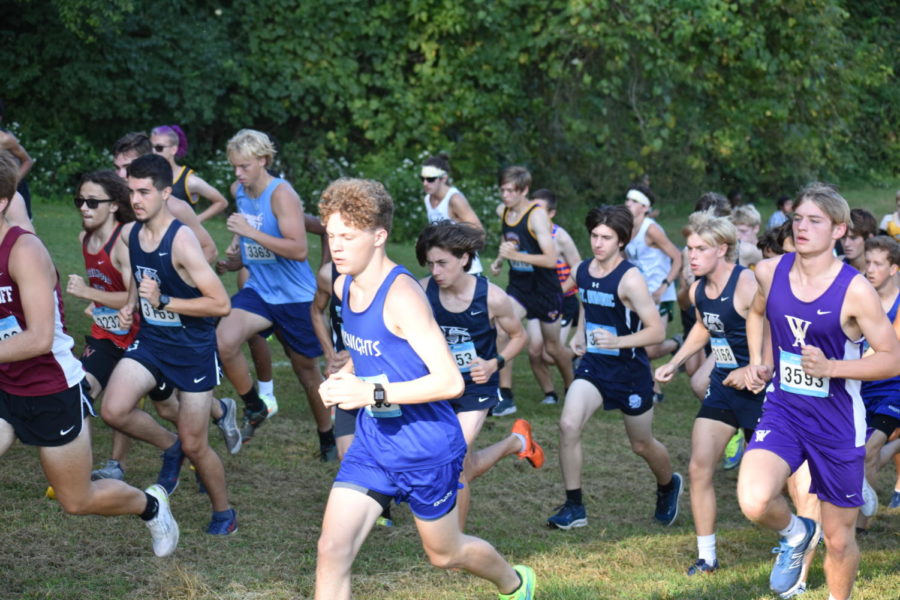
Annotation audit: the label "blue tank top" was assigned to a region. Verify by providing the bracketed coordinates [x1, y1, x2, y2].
[129, 220, 216, 347]
[861, 291, 900, 402]
[766, 253, 865, 447]
[576, 258, 650, 376]
[236, 178, 316, 304]
[426, 275, 498, 394]
[695, 265, 751, 379]
[502, 203, 559, 292]
[340, 265, 466, 470]
[329, 262, 344, 352]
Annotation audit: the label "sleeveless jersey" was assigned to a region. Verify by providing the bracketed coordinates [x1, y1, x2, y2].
[424, 186, 483, 274]
[502, 203, 559, 292]
[625, 217, 676, 303]
[235, 178, 317, 304]
[170, 166, 196, 204]
[129, 220, 216, 348]
[341, 265, 466, 470]
[82, 224, 139, 348]
[329, 262, 344, 352]
[879, 214, 900, 243]
[552, 224, 576, 298]
[695, 265, 750, 380]
[0, 227, 84, 395]
[426, 275, 498, 394]
[766, 253, 865, 447]
[861, 291, 900, 401]
[576, 258, 650, 377]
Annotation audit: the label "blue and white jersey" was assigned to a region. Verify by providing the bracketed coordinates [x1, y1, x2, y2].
[695, 265, 751, 377]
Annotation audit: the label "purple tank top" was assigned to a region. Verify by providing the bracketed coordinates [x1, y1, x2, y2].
[765, 253, 865, 447]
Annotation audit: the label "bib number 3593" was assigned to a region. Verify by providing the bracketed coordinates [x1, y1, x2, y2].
[779, 349, 828, 397]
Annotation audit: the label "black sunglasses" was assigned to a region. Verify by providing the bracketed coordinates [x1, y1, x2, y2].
[74, 197, 115, 209]
[152, 145, 170, 153]
[421, 176, 438, 183]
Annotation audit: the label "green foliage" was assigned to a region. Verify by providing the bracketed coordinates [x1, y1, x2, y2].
[2, 0, 898, 238]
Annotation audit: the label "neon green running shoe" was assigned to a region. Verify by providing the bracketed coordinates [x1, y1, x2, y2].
[499, 565, 535, 600]
[722, 430, 745, 470]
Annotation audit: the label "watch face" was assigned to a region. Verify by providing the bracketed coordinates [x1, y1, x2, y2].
[374, 390, 385, 401]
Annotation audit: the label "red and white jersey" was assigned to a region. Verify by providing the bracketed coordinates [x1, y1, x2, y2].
[82, 224, 139, 348]
[0, 227, 84, 396]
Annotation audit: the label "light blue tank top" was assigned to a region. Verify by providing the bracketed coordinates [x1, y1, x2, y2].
[236, 178, 316, 304]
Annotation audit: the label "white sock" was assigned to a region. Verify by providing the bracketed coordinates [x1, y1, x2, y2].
[778, 514, 807, 545]
[258, 379, 274, 396]
[697, 534, 716, 564]
[512, 432, 527, 453]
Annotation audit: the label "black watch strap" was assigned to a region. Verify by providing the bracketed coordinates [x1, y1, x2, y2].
[373, 382, 386, 408]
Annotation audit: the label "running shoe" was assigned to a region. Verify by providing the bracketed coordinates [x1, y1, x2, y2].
[319, 441, 337, 462]
[653, 392, 665, 404]
[540, 391, 558, 405]
[546, 502, 587, 530]
[779, 582, 807, 599]
[206, 508, 238, 535]
[240, 407, 270, 443]
[260, 391, 279, 418]
[654, 472, 683, 526]
[91, 459, 125, 481]
[498, 565, 536, 600]
[722, 430, 745, 471]
[686, 558, 719, 576]
[769, 516, 820, 595]
[493, 393, 517, 417]
[145, 484, 179, 557]
[375, 515, 394, 527]
[156, 439, 185, 495]
[215, 397, 242, 455]
[861, 479, 878, 517]
[512, 418, 544, 468]
[890, 490, 900, 509]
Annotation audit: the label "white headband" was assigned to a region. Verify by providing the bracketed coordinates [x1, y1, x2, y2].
[626, 189, 651, 207]
[421, 166, 447, 178]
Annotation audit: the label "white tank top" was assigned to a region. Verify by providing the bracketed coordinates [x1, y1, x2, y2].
[625, 217, 675, 303]
[423, 186, 483, 274]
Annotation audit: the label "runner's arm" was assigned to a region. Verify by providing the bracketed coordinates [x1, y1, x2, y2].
[187, 173, 228, 223]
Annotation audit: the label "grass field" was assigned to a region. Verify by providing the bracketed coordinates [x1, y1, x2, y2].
[0, 186, 898, 600]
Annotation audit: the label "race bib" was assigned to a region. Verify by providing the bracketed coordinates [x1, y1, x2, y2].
[0, 315, 23, 340]
[140, 297, 182, 327]
[92, 305, 129, 335]
[450, 341, 477, 373]
[710, 337, 738, 368]
[585, 321, 618, 356]
[360, 373, 401, 419]
[778, 349, 828, 397]
[243, 240, 276, 264]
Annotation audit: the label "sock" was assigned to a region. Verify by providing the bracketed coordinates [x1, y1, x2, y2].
[212, 508, 234, 522]
[139, 492, 159, 521]
[164, 438, 182, 456]
[258, 379, 274, 397]
[512, 432, 527, 453]
[240, 386, 264, 412]
[318, 427, 336, 447]
[658, 477, 675, 494]
[500, 387, 513, 401]
[544, 390, 558, 401]
[778, 514, 807, 545]
[565, 488, 582, 506]
[697, 534, 716, 564]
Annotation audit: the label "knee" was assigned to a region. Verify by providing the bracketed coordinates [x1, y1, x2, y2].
[154, 401, 178, 423]
[179, 433, 207, 459]
[689, 456, 713, 483]
[424, 546, 459, 570]
[737, 485, 771, 522]
[823, 528, 856, 559]
[57, 492, 92, 516]
[317, 531, 352, 565]
[558, 418, 582, 443]
[100, 403, 125, 428]
[629, 437, 652, 457]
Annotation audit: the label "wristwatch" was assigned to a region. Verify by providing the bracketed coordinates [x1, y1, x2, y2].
[156, 294, 171, 310]
[495, 354, 506, 371]
[373, 382, 387, 408]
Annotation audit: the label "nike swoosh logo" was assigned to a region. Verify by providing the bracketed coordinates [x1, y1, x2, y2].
[478, 396, 490, 403]
[470, 310, 484, 316]
[817, 309, 831, 315]
[193, 376, 206, 383]
[845, 493, 857, 498]
[158, 252, 168, 257]
[720, 297, 729, 302]
[59, 425, 75, 436]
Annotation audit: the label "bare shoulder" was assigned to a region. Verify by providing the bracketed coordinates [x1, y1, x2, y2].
[752, 255, 782, 286]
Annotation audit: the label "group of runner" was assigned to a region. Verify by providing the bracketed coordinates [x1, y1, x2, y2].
[0, 131, 897, 600]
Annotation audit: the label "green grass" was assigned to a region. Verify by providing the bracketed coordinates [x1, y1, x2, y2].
[0, 193, 897, 600]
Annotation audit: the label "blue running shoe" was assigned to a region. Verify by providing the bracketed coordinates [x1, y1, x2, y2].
[157, 439, 185, 495]
[654, 472, 683, 526]
[207, 508, 238, 535]
[779, 581, 807, 599]
[889, 490, 900, 509]
[769, 516, 820, 595]
[722, 430, 745, 470]
[546, 502, 587, 530]
[492, 393, 517, 417]
[686, 558, 718, 575]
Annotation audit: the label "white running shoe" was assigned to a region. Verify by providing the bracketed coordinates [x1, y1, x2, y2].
[145, 484, 179, 557]
[861, 479, 878, 518]
[260, 391, 279, 418]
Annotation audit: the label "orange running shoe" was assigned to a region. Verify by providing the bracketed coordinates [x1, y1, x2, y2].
[512, 418, 544, 469]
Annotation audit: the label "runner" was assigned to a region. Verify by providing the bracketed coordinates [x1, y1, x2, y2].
[416, 220, 539, 527]
[654, 209, 763, 574]
[0, 151, 178, 557]
[740, 183, 900, 599]
[216, 129, 334, 459]
[99, 153, 236, 535]
[315, 177, 535, 600]
[547, 205, 682, 530]
[841, 208, 877, 272]
[151, 125, 227, 222]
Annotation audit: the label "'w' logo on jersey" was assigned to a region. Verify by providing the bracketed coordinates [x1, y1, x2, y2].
[755, 429, 771, 443]
[785, 315, 811, 347]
